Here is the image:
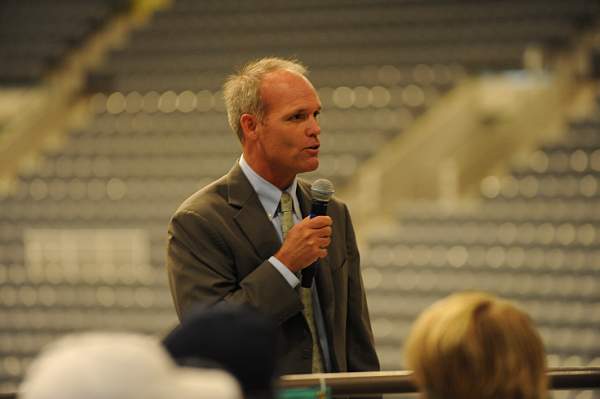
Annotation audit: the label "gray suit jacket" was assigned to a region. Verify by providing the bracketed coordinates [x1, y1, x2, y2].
[167, 162, 380, 374]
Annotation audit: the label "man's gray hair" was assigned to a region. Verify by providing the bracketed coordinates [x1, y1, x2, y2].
[223, 57, 308, 142]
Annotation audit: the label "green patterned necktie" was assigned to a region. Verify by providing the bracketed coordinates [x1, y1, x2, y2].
[280, 192, 323, 373]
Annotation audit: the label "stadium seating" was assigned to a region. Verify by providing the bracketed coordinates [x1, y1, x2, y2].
[0, 0, 129, 85]
[0, 0, 599, 392]
[364, 112, 600, 371]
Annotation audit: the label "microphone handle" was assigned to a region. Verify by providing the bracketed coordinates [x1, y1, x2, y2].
[310, 200, 328, 217]
[301, 266, 316, 288]
[301, 199, 329, 288]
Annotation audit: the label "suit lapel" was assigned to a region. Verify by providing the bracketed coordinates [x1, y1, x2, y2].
[227, 163, 281, 261]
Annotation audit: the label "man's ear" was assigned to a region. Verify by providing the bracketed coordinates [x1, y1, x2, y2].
[240, 114, 258, 141]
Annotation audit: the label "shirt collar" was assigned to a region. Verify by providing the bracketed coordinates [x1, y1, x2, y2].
[239, 154, 301, 220]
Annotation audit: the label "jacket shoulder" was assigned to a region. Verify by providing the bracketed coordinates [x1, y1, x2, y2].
[173, 175, 229, 218]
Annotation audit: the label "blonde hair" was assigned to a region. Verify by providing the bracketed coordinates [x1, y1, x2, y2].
[222, 57, 308, 142]
[405, 292, 548, 399]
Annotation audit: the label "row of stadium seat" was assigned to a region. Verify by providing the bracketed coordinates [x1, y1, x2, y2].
[396, 200, 600, 223]
[369, 222, 600, 247]
[90, 84, 441, 114]
[105, 64, 461, 92]
[364, 244, 600, 272]
[0, 0, 128, 84]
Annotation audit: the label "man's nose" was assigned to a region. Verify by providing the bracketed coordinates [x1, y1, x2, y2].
[307, 116, 321, 136]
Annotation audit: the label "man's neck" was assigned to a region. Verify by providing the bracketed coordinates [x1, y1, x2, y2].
[242, 152, 294, 190]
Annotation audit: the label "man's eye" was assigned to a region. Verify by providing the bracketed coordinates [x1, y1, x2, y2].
[290, 113, 306, 121]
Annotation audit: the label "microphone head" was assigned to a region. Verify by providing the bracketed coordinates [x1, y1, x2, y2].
[310, 179, 335, 202]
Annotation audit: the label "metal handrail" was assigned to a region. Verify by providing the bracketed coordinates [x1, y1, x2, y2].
[279, 367, 600, 396]
[1, 367, 598, 399]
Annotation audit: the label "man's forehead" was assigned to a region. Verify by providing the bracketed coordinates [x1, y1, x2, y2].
[260, 70, 320, 109]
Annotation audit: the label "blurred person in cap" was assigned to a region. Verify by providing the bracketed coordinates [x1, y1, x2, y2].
[405, 291, 548, 399]
[163, 303, 278, 399]
[166, 56, 379, 375]
[19, 332, 242, 399]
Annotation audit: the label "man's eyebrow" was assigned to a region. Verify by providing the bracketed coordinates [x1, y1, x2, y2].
[285, 107, 309, 114]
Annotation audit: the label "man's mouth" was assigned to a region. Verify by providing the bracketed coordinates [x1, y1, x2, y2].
[306, 144, 320, 150]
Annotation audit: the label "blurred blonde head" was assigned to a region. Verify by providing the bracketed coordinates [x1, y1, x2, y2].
[223, 57, 308, 142]
[405, 292, 547, 399]
[20, 332, 241, 399]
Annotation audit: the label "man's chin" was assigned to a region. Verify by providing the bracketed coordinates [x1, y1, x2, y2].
[300, 159, 319, 173]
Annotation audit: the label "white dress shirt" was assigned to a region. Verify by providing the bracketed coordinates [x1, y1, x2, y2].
[238, 154, 302, 287]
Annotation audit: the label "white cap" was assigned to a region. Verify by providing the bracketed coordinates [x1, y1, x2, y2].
[20, 332, 242, 399]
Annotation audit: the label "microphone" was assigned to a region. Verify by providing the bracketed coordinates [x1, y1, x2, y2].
[301, 178, 335, 288]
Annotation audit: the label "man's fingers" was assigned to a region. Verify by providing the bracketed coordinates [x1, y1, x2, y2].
[317, 226, 332, 237]
[318, 237, 331, 248]
[308, 216, 332, 228]
[318, 248, 328, 259]
[281, 216, 333, 269]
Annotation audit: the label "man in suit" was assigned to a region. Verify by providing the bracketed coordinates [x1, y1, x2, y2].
[167, 57, 380, 375]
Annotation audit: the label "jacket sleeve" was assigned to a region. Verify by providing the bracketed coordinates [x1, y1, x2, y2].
[343, 204, 381, 372]
[166, 209, 302, 324]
